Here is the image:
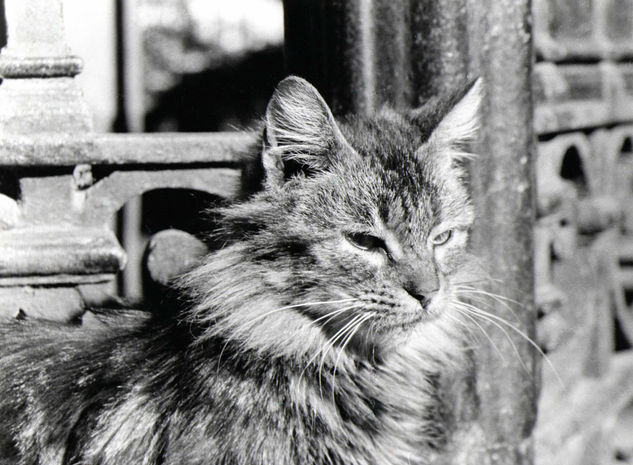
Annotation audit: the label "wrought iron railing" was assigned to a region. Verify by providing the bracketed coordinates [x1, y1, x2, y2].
[0, 0, 250, 320]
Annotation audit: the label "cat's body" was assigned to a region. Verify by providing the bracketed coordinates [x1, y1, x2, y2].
[0, 76, 482, 465]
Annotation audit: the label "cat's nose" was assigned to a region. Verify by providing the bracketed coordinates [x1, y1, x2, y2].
[404, 286, 438, 307]
[403, 267, 439, 307]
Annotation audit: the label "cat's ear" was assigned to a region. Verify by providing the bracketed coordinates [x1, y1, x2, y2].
[419, 78, 483, 165]
[262, 76, 351, 187]
[432, 78, 482, 148]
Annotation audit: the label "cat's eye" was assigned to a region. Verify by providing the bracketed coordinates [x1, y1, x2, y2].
[431, 229, 453, 246]
[345, 232, 389, 254]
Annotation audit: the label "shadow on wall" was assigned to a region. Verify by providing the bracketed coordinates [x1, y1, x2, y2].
[145, 46, 285, 132]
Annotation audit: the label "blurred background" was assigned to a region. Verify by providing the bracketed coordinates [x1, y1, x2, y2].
[65, 0, 284, 133]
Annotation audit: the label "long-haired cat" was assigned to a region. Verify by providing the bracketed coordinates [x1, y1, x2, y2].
[0, 76, 482, 465]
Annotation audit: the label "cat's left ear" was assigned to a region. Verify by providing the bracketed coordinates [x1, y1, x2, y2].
[262, 76, 353, 188]
[422, 78, 483, 165]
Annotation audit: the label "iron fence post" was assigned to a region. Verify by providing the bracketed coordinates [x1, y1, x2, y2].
[463, 1, 537, 464]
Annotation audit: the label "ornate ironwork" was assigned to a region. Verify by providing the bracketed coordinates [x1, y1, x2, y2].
[0, 0, 250, 320]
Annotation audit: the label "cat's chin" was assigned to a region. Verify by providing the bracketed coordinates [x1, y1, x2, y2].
[373, 304, 444, 334]
[355, 311, 441, 360]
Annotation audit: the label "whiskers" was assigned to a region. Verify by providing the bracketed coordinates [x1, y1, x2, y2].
[214, 297, 359, 372]
[299, 307, 375, 399]
[452, 284, 565, 388]
[329, 312, 375, 398]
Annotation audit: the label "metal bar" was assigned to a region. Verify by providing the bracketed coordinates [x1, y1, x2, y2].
[409, 0, 469, 102]
[0, 227, 125, 283]
[464, 0, 537, 464]
[115, 0, 151, 300]
[0, 0, 6, 50]
[0, 132, 254, 166]
[115, 0, 144, 134]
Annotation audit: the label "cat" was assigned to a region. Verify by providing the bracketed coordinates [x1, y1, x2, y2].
[0, 75, 482, 465]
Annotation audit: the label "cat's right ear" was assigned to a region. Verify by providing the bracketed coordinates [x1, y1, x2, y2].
[428, 78, 482, 151]
[262, 76, 352, 188]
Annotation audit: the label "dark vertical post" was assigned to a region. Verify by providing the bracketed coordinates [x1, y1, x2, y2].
[409, 0, 469, 102]
[462, 1, 537, 464]
[283, 1, 537, 463]
[115, 0, 145, 299]
[0, 0, 6, 49]
[283, 0, 412, 114]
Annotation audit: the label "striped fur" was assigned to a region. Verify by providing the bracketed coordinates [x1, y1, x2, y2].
[0, 76, 482, 464]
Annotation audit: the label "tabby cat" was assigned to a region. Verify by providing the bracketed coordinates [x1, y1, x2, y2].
[0, 76, 482, 465]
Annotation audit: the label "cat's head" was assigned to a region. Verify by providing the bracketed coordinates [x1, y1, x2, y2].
[191, 76, 482, 363]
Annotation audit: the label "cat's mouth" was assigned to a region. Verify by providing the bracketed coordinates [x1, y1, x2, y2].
[373, 306, 442, 333]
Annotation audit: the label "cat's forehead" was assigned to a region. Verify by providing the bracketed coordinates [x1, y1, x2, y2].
[338, 112, 441, 199]
[340, 112, 427, 165]
[320, 115, 442, 234]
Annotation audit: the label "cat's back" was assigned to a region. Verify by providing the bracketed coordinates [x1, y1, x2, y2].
[0, 310, 167, 463]
[0, 312, 296, 465]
